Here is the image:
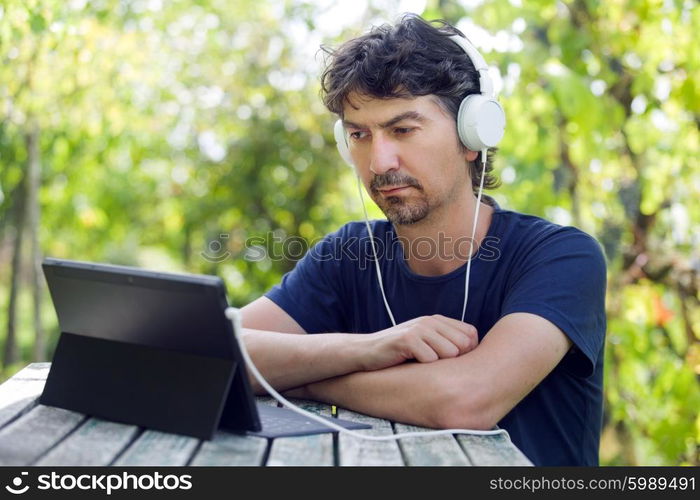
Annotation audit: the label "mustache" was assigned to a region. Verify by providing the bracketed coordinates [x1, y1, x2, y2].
[369, 172, 423, 192]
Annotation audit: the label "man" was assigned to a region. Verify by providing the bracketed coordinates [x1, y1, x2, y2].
[240, 14, 606, 466]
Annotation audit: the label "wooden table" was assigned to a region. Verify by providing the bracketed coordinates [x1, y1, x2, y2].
[0, 363, 532, 466]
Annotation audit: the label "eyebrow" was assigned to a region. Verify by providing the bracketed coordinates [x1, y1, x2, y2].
[343, 111, 428, 130]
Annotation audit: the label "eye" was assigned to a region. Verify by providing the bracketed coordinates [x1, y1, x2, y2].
[349, 130, 369, 141]
[394, 127, 414, 135]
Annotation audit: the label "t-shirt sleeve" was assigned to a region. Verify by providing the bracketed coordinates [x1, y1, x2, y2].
[500, 228, 607, 377]
[265, 229, 350, 334]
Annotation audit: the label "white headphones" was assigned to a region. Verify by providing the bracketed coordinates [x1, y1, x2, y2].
[333, 33, 506, 166]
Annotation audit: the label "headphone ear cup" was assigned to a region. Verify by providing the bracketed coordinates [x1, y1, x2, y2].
[457, 94, 506, 151]
[333, 119, 354, 167]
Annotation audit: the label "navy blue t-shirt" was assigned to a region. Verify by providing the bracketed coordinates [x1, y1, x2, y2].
[266, 207, 607, 466]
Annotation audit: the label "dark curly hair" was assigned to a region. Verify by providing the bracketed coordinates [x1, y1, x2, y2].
[320, 14, 500, 195]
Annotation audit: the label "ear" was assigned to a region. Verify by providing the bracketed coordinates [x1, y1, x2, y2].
[465, 149, 479, 162]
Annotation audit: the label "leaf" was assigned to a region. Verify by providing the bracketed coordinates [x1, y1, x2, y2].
[29, 12, 46, 34]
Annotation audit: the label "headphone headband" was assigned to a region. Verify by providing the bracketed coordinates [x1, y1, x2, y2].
[448, 34, 494, 98]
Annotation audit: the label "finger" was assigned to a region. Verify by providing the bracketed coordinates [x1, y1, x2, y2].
[430, 321, 476, 354]
[428, 316, 479, 354]
[431, 314, 479, 333]
[407, 336, 440, 363]
[421, 330, 462, 359]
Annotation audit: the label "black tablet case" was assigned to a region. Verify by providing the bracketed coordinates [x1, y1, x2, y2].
[40, 258, 260, 440]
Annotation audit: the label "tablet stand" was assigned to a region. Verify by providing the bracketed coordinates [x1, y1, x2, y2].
[40, 332, 237, 440]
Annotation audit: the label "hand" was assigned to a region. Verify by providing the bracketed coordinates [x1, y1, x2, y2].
[360, 315, 478, 371]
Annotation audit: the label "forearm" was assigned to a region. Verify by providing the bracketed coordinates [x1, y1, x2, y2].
[296, 358, 490, 430]
[242, 328, 373, 395]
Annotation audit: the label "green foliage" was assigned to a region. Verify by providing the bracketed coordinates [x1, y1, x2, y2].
[1, 0, 698, 465]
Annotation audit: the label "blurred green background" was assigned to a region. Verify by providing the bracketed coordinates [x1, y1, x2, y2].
[1, 0, 698, 465]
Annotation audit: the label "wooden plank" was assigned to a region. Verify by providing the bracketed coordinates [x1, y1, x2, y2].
[0, 404, 86, 466]
[265, 399, 334, 466]
[457, 433, 533, 466]
[36, 417, 140, 466]
[337, 408, 403, 466]
[266, 433, 333, 466]
[190, 431, 267, 466]
[256, 396, 280, 407]
[191, 395, 276, 465]
[189, 395, 279, 465]
[113, 430, 199, 466]
[393, 423, 470, 466]
[0, 363, 50, 430]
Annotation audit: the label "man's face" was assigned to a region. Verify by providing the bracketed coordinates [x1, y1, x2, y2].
[342, 93, 478, 226]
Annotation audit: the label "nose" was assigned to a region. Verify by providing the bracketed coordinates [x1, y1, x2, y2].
[369, 134, 400, 175]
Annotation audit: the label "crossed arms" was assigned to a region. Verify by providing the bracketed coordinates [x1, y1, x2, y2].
[240, 296, 572, 430]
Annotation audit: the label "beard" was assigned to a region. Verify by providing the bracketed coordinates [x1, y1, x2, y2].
[378, 195, 430, 225]
[369, 171, 430, 225]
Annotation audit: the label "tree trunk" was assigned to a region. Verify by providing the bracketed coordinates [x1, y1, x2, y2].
[25, 120, 45, 362]
[183, 222, 192, 268]
[3, 176, 27, 368]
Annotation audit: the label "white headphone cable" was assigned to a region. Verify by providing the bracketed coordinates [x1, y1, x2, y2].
[226, 307, 509, 442]
[356, 174, 397, 326]
[460, 149, 488, 322]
